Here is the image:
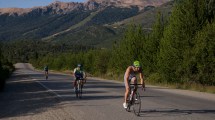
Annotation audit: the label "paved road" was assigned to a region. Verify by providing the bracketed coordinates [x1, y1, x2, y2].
[0, 63, 215, 120]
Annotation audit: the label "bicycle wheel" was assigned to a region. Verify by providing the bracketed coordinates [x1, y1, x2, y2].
[77, 80, 82, 99]
[75, 81, 79, 98]
[126, 102, 131, 112]
[133, 92, 141, 116]
[77, 81, 80, 98]
[79, 84, 83, 99]
[75, 85, 78, 98]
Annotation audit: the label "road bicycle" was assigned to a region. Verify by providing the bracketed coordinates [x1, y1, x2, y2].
[126, 84, 144, 116]
[75, 78, 85, 99]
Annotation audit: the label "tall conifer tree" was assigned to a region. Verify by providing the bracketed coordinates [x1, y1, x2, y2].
[158, 0, 208, 82]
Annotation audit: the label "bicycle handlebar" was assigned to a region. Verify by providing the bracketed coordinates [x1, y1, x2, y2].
[77, 78, 85, 80]
[129, 84, 146, 91]
[129, 84, 143, 85]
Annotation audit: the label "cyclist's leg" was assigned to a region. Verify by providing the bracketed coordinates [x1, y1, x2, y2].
[124, 77, 131, 104]
[80, 78, 83, 88]
[73, 78, 78, 88]
[46, 71, 48, 78]
[45, 71, 48, 75]
[131, 77, 137, 92]
[45, 71, 48, 79]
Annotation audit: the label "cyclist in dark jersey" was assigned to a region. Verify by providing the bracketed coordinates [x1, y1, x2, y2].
[73, 64, 86, 88]
[44, 65, 48, 80]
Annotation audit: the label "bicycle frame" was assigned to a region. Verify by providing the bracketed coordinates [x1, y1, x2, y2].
[126, 84, 143, 116]
[75, 78, 84, 99]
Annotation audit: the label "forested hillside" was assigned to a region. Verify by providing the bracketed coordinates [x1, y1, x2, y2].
[0, 0, 171, 47]
[0, 6, 139, 47]
[28, 0, 215, 91]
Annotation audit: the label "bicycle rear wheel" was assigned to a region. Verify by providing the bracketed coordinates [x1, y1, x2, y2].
[133, 92, 141, 116]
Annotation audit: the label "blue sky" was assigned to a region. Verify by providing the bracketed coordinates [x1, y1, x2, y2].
[0, 0, 86, 8]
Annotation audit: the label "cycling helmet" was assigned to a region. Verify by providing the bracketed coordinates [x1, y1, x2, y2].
[133, 61, 141, 67]
[77, 64, 82, 67]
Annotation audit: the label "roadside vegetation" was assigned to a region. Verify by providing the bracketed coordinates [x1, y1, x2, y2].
[2, 0, 215, 93]
[0, 44, 14, 91]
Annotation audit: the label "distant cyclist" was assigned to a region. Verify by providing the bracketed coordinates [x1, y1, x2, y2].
[73, 64, 86, 88]
[44, 65, 49, 80]
[123, 60, 145, 109]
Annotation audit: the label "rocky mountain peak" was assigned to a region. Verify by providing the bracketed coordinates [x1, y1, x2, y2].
[0, 8, 31, 16]
[86, 0, 172, 9]
[0, 0, 171, 15]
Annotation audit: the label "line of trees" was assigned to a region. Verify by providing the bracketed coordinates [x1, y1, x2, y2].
[0, 44, 14, 91]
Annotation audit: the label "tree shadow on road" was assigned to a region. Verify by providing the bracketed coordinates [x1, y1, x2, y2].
[84, 80, 124, 89]
[79, 95, 124, 100]
[138, 108, 215, 117]
[0, 72, 72, 119]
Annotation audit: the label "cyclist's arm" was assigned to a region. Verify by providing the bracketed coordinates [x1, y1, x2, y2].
[73, 68, 77, 77]
[139, 70, 145, 88]
[124, 67, 131, 88]
[83, 71, 86, 78]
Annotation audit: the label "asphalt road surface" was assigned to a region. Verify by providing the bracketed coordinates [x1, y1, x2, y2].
[0, 63, 215, 120]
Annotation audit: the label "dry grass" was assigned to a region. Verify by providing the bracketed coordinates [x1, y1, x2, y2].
[146, 81, 215, 94]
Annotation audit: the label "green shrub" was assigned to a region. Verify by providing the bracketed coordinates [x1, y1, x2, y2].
[147, 73, 163, 84]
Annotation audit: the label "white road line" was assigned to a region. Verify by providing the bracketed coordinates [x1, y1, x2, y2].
[34, 79, 63, 98]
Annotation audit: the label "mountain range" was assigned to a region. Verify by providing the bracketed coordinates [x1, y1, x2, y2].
[0, 0, 173, 47]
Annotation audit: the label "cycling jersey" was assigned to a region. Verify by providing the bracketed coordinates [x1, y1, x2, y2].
[44, 66, 48, 71]
[74, 67, 85, 79]
[124, 66, 143, 85]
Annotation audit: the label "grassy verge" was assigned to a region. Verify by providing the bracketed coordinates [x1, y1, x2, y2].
[146, 81, 215, 94]
[100, 72, 215, 94]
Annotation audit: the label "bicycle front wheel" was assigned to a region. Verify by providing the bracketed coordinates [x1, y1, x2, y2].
[75, 85, 78, 98]
[77, 80, 82, 99]
[79, 84, 83, 99]
[133, 92, 141, 116]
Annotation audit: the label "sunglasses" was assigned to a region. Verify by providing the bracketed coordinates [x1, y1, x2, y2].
[134, 66, 140, 68]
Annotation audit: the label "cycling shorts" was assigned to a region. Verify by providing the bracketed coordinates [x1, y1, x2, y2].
[124, 74, 136, 87]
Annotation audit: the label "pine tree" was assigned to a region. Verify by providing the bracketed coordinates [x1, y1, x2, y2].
[0, 43, 2, 72]
[158, 0, 208, 83]
[109, 24, 145, 73]
[193, 18, 215, 85]
[142, 12, 164, 74]
[207, 0, 215, 23]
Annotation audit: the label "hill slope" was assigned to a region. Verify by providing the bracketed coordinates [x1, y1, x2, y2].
[0, 0, 173, 47]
